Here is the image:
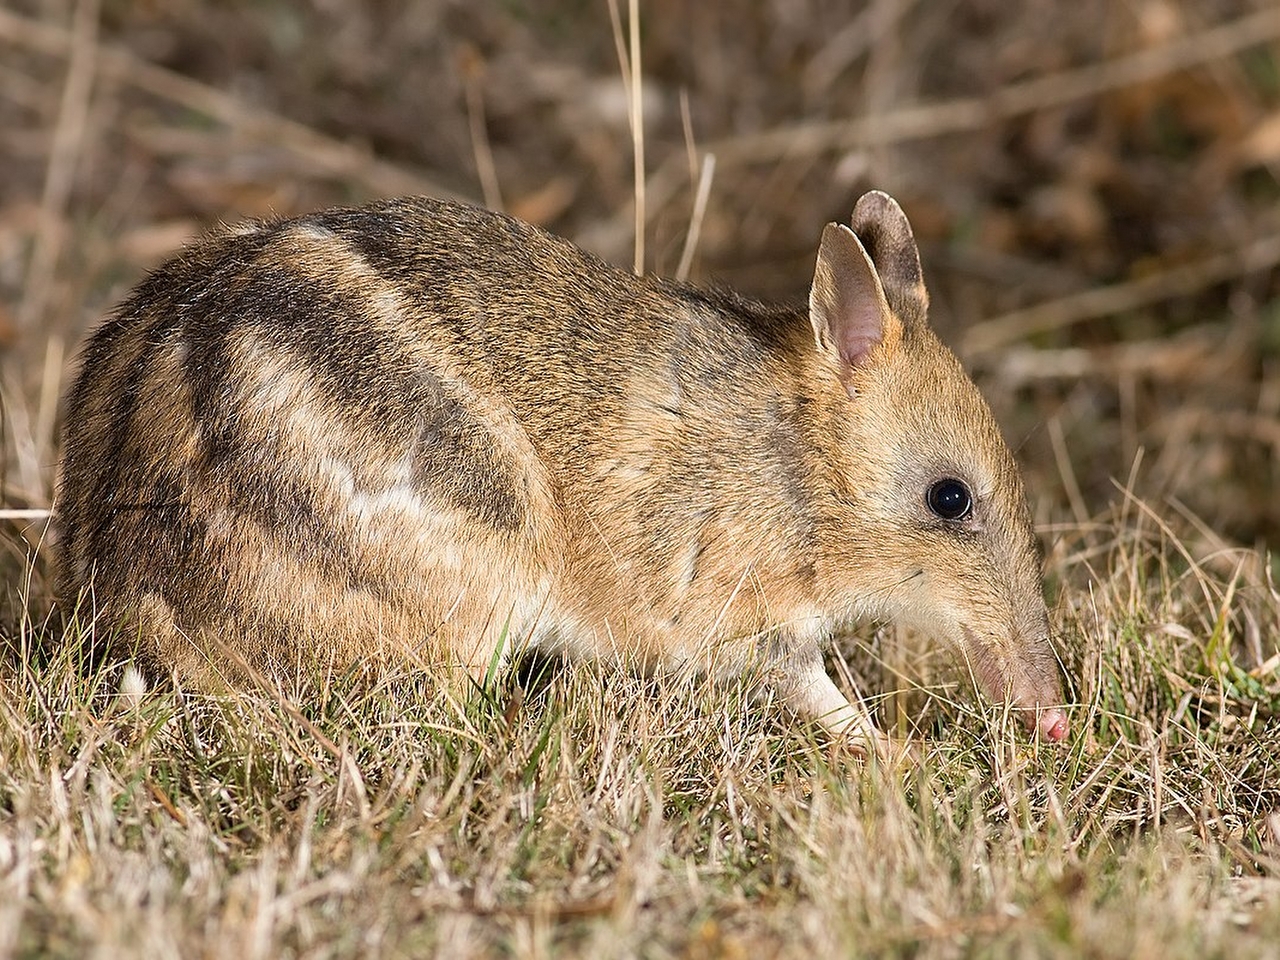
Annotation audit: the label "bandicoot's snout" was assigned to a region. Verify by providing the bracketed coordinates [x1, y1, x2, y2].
[965, 626, 1069, 741]
[1021, 656, 1069, 741]
[1036, 707, 1070, 742]
[1009, 638, 1069, 742]
[1016, 635, 1070, 742]
[1012, 669, 1070, 742]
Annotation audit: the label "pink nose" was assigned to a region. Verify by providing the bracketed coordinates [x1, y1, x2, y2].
[1037, 708, 1069, 742]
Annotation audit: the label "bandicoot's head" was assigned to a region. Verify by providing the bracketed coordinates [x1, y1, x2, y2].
[810, 191, 1068, 741]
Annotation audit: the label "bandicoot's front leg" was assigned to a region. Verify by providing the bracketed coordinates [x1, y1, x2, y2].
[774, 641, 899, 761]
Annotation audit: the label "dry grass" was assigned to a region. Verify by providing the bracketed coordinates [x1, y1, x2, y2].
[2, 1, 1280, 957]
[1, 503, 1278, 957]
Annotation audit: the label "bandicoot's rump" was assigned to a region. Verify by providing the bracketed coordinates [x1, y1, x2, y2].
[58, 190, 1068, 755]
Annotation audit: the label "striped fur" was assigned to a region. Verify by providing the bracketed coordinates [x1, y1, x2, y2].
[57, 193, 1067, 754]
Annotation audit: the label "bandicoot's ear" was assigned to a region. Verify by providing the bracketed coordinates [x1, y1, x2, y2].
[850, 190, 928, 327]
[810, 222, 901, 370]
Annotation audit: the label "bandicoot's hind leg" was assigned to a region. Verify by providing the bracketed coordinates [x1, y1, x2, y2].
[436, 594, 529, 691]
[774, 641, 897, 760]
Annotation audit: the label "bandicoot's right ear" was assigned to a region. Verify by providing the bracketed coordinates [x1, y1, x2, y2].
[809, 222, 902, 372]
[850, 190, 928, 327]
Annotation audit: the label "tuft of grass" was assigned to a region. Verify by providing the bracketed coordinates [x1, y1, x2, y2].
[1, 495, 1277, 958]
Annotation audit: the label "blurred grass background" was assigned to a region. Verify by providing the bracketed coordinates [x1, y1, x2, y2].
[1, 0, 1278, 561]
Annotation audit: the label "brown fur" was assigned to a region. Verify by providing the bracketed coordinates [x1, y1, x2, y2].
[57, 191, 1067, 755]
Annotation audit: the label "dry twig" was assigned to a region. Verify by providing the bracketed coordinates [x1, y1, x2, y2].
[964, 233, 1280, 355]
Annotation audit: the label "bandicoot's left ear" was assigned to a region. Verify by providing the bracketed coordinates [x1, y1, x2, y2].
[850, 191, 929, 328]
[809, 222, 900, 371]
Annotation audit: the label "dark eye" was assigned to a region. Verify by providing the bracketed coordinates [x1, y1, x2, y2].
[926, 478, 973, 521]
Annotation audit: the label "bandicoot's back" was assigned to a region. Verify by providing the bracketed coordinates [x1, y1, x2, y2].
[58, 192, 1068, 755]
